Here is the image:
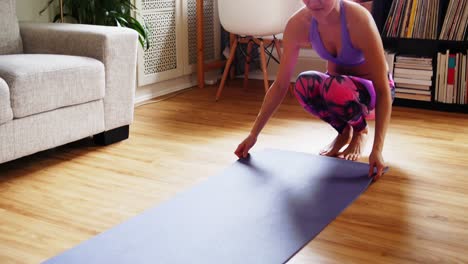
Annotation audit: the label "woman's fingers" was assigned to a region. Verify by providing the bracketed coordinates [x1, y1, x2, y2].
[368, 162, 375, 178]
[234, 144, 244, 158]
[242, 143, 250, 158]
[370, 163, 385, 181]
[374, 163, 385, 181]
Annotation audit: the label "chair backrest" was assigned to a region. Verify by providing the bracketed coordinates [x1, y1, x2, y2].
[0, 0, 23, 55]
[218, 0, 304, 37]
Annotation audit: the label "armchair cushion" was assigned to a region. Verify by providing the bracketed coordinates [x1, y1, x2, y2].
[0, 78, 13, 125]
[0, 0, 23, 55]
[0, 54, 105, 118]
[20, 23, 138, 130]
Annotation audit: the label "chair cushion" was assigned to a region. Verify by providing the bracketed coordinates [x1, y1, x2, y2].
[0, 0, 23, 54]
[0, 54, 105, 118]
[0, 77, 13, 125]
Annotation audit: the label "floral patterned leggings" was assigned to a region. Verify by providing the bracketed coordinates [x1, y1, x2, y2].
[293, 71, 395, 134]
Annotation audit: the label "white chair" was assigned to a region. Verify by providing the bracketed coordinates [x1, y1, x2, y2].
[216, 0, 304, 100]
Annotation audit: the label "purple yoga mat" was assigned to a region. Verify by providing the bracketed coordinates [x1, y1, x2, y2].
[43, 149, 377, 264]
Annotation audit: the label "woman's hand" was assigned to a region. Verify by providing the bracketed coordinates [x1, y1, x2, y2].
[234, 134, 257, 158]
[369, 150, 385, 181]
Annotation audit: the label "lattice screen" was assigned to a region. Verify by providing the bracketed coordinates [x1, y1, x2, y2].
[141, 0, 178, 75]
[187, 0, 215, 65]
[142, 0, 175, 9]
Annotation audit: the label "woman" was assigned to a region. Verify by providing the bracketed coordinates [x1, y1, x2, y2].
[234, 0, 395, 181]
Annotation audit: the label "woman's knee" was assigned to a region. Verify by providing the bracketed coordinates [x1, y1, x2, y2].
[293, 71, 329, 116]
[294, 71, 326, 95]
[320, 75, 357, 105]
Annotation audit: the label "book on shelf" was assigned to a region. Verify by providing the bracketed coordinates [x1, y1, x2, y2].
[395, 78, 432, 86]
[394, 62, 432, 71]
[435, 50, 468, 104]
[394, 56, 433, 70]
[395, 55, 432, 64]
[383, 0, 440, 39]
[396, 83, 431, 90]
[396, 88, 431, 95]
[385, 51, 396, 75]
[395, 92, 431, 101]
[394, 68, 433, 77]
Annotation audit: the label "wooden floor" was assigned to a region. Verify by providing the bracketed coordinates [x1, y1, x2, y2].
[1, 79, 467, 264]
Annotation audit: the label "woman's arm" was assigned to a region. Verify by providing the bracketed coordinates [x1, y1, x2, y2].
[235, 14, 305, 158]
[353, 6, 392, 178]
[249, 20, 303, 137]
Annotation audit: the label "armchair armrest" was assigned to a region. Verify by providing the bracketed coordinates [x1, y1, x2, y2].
[20, 22, 139, 131]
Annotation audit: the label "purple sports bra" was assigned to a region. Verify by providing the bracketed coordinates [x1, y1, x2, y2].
[309, 0, 365, 66]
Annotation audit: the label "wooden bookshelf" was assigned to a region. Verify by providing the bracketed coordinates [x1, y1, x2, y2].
[372, 0, 468, 113]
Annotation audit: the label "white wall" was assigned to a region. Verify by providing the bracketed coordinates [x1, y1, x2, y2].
[248, 48, 326, 82]
[16, 0, 56, 22]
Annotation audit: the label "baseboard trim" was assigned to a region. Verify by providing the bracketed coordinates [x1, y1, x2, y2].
[246, 56, 326, 82]
[245, 72, 278, 81]
[135, 74, 198, 104]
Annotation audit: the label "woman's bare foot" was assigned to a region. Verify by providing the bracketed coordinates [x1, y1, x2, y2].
[340, 126, 369, 161]
[319, 125, 353, 157]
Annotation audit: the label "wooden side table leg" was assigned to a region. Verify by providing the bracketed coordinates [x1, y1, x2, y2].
[258, 40, 270, 93]
[196, 0, 205, 88]
[229, 33, 236, 80]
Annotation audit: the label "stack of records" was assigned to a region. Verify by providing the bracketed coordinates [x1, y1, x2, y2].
[393, 55, 433, 101]
[383, 0, 440, 39]
[439, 0, 468, 41]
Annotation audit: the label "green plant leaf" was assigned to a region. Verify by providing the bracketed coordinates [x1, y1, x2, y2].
[46, 0, 151, 49]
[39, 0, 57, 15]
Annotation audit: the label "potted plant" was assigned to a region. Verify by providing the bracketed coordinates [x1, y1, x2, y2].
[40, 0, 150, 49]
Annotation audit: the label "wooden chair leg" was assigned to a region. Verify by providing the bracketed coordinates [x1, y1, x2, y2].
[229, 33, 236, 80]
[216, 38, 238, 101]
[244, 40, 254, 89]
[258, 40, 269, 93]
[274, 39, 282, 60]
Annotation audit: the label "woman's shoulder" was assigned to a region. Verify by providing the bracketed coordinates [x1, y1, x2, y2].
[283, 7, 312, 45]
[344, 1, 374, 25]
[344, 1, 378, 41]
[287, 6, 312, 27]
[344, 2, 383, 52]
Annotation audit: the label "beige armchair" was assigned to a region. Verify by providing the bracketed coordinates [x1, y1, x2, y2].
[0, 0, 138, 164]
